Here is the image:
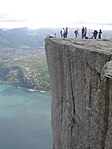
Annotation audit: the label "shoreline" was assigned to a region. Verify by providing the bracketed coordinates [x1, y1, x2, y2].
[0, 80, 50, 93]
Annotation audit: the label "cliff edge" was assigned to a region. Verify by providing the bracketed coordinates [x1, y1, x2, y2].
[45, 38, 112, 149]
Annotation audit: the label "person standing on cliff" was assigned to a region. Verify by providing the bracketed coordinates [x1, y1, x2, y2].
[98, 29, 102, 39]
[74, 29, 79, 39]
[64, 27, 68, 38]
[60, 28, 65, 38]
[82, 26, 85, 38]
[60, 30, 62, 38]
[84, 27, 87, 38]
[91, 30, 98, 39]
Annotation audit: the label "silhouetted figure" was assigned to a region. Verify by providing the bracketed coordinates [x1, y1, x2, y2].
[64, 27, 68, 38]
[98, 29, 102, 39]
[60, 30, 62, 38]
[62, 28, 65, 38]
[82, 26, 85, 38]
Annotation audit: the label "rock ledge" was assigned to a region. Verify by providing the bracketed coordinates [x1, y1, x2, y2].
[45, 38, 112, 149]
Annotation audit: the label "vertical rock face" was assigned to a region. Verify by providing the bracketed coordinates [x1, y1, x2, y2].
[45, 38, 112, 149]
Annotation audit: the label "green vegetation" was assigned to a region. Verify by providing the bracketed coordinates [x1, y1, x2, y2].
[0, 53, 51, 91]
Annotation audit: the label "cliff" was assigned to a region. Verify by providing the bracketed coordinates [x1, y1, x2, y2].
[45, 38, 112, 149]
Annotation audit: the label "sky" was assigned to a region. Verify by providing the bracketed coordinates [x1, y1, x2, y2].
[0, 0, 112, 29]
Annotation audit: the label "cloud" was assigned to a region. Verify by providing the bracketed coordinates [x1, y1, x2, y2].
[0, 18, 28, 22]
[0, 0, 112, 29]
[0, 13, 28, 22]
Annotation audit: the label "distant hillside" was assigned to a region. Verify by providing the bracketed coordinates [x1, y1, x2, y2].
[0, 27, 43, 48]
[0, 54, 51, 91]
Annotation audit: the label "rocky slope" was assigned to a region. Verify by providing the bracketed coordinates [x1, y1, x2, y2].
[45, 38, 112, 149]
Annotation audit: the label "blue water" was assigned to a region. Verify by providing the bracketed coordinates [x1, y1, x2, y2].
[0, 82, 52, 149]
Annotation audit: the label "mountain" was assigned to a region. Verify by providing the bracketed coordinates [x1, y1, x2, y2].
[0, 27, 43, 48]
[0, 27, 112, 91]
[0, 27, 112, 49]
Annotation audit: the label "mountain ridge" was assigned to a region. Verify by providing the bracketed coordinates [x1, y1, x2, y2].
[0, 27, 112, 48]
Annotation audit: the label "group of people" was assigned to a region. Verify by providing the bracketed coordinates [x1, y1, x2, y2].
[60, 27, 68, 38]
[75, 27, 102, 39]
[81, 27, 102, 39]
[60, 27, 102, 39]
[91, 29, 102, 39]
[74, 26, 87, 39]
[81, 27, 87, 39]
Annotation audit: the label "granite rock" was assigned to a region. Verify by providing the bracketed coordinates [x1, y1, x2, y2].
[45, 38, 112, 149]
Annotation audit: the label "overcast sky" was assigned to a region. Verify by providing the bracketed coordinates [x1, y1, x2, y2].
[0, 0, 112, 29]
